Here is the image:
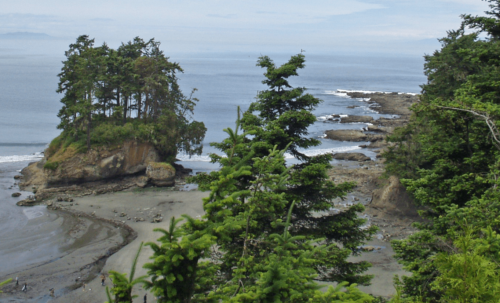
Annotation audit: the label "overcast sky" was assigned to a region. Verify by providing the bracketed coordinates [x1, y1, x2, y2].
[0, 0, 492, 55]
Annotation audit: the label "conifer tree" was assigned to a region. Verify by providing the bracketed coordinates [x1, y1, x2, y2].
[147, 121, 374, 301]
[192, 55, 376, 285]
[54, 36, 206, 160]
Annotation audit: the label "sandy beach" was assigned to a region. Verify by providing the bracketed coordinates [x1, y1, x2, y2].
[0, 168, 416, 302]
[0, 189, 208, 302]
[0, 92, 421, 302]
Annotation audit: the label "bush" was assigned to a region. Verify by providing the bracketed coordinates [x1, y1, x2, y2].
[43, 161, 59, 170]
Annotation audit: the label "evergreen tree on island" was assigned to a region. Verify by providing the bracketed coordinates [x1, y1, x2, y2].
[54, 35, 206, 163]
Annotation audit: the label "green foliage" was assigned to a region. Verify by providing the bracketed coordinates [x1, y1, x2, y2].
[107, 242, 147, 303]
[0, 278, 12, 293]
[43, 161, 59, 170]
[431, 229, 500, 303]
[152, 123, 373, 302]
[382, 2, 500, 301]
[55, 35, 206, 159]
[191, 54, 376, 287]
[143, 216, 215, 303]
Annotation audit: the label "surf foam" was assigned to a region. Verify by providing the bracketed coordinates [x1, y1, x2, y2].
[0, 152, 43, 163]
[177, 146, 362, 162]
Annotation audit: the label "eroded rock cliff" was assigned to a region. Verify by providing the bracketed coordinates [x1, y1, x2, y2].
[20, 140, 163, 190]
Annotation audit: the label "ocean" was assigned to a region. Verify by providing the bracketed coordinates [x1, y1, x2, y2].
[0, 40, 426, 273]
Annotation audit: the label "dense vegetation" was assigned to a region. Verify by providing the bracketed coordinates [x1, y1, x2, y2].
[384, 0, 500, 301]
[53, 35, 206, 161]
[106, 54, 376, 302]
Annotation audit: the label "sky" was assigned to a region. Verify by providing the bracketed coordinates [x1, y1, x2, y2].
[0, 0, 492, 55]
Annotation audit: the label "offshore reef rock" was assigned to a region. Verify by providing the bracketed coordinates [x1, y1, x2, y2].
[339, 115, 374, 124]
[20, 140, 160, 190]
[332, 153, 371, 162]
[146, 162, 176, 187]
[324, 130, 384, 142]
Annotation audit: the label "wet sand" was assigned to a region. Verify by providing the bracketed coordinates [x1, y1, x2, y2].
[0, 184, 411, 302]
[0, 189, 208, 302]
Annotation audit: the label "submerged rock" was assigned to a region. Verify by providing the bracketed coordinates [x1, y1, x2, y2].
[11, 192, 21, 197]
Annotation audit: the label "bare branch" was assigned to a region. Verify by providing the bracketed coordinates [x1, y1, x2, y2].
[436, 105, 500, 149]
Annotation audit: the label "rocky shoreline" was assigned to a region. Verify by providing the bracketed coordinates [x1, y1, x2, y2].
[0, 91, 422, 301]
[321, 91, 421, 297]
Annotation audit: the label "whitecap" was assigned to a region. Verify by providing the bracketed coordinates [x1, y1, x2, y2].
[0, 153, 43, 163]
[176, 154, 213, 162]
[329, 89, 419, 96]
[324, 90, 348, 97]
[293, 145, 362, 158]
[177, 146, 362, 162]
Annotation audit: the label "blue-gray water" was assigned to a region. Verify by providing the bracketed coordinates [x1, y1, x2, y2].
[0, 40, 427, 273]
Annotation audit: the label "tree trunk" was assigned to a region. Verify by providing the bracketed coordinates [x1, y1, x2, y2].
[137, 92, 142, 120]
[87, 111, 91, 151]
[144, 94, 149, 121]
[123, 95, 128, 125]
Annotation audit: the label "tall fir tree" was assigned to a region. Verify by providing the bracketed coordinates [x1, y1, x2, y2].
[192, 54, 376, 286]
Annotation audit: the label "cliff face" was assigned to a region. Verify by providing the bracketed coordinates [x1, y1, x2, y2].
[21, 140, 161, 190]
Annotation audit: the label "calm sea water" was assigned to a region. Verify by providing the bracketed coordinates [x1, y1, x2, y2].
[0, 40, 426, 273]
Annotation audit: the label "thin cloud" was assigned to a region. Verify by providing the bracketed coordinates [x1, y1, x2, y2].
[207, 14, 236, 19]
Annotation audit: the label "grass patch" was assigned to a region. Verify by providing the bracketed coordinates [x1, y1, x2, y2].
[43, 161, 59, 170]
[148, 162, 176, 173]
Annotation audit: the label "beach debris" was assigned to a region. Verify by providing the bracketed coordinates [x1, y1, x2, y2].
[11, 192, 21, 197]
[119, 212, 127, 217]
[64, 197, 74, 202]
[113, 209, 117, 213]
[134, 217, 145, 222]
[363, 246, 375, 251]
[152, 213, 163, 223]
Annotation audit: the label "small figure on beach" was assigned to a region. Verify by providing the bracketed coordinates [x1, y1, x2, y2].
[101, 274, 106, 286]
[144, 293, 147, 303]
[82, 283, 86, 291]
[22, 283, 27, 292]
[49, 288, 54, 297]
[15, 276, 18, 286]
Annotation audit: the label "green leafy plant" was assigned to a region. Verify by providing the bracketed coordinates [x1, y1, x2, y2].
[0, 278, 12, 293]
[106, 242, 147, 303]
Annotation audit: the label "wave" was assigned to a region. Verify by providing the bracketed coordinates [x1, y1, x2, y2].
[176, 154, 213, 162]
[0, 143, 47, 147]
[325, 89, 418, 97]
[0, 152, 44, 163]
[177, 146, 362, 162]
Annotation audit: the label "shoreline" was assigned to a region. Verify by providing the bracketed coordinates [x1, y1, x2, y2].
[0, 92, 420, 301]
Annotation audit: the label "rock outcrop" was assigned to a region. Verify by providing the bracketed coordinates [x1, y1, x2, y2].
[20, 140, 162, 190]
[146, 162, 176, 187]
[340, 115, 374, 123]
[332, 152, 371, 162]
[324, 130, 384, 142]
[369, 176, 419, 217]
